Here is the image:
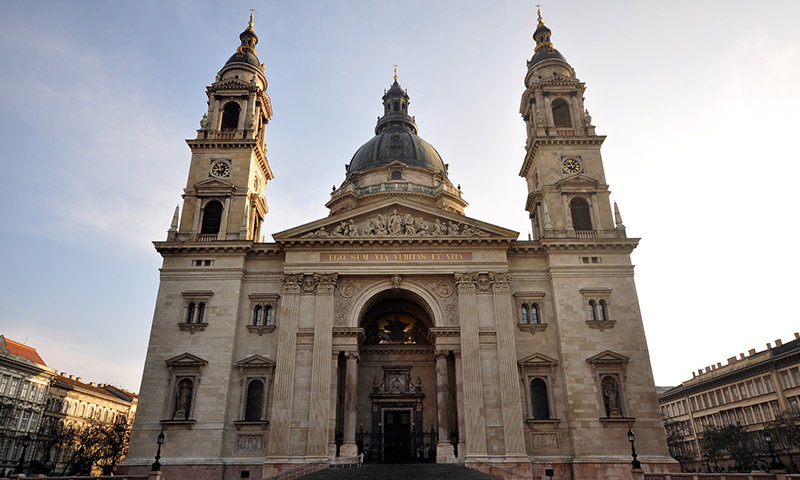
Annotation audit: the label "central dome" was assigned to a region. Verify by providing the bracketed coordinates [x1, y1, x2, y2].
[348, 123, 446, 174]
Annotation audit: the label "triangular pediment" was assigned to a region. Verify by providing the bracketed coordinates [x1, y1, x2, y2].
[235, 354, 276, 369]
[554, 173, 599, 189]
[193, 177, 236, 195]
[586, 350, 629, 365]
[273, 197, 518, 245]
[165, 352, 209, 368]
[518, 352, 559, 367]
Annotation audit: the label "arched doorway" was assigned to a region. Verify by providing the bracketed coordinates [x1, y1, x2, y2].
[340, 295, 444, 463]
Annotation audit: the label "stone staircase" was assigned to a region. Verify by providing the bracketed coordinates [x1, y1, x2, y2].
[301, 464, 502, 480]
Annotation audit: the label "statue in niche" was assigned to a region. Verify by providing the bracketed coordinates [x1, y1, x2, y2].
[535, 110, 544, 127]
[172, 378, 194, 420]
[417, 217, 429, 235]
[391, 274, 402, 290]
[602, 376, 622, 417]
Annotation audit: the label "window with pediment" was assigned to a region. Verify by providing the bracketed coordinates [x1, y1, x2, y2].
[514, 292, 547, 335]
[247, 293, 279, 335]
[586, 350, 632, 421]
[235, 355, 275, 427]
[518, 353, 559, 424]
[162, 353, 208, 426]
[180, 291, 213, 333]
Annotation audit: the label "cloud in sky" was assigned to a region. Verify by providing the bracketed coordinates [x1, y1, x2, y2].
[1, 1, 799, 392]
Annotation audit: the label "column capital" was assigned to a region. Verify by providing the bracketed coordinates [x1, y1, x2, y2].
[281, 274, 303, 294]
[434, 349, 450, 359]
[489, 272, 513, 293]
[454, 272, 479, 293]
[343, 351, 359, 360]
[314, 273, 338, 295]
[452, 349, 462, 359]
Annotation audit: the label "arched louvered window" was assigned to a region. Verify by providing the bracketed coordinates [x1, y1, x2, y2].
[570, 197, 592, 231]
[598, 301, 607, 321]
[521, 305, 529, 324]
[244, 379, 264, 421]
[530, 304, 539, 324]
[201, 201, 223, 234]
[265, 306, 273, 325]
[220, 102, 240, 131]
[552, 99, 572, 127]
[196, 303, 206, 323]
[530, 378, 550, 420]
[254, 306, 263, 326]
[588, 300, 597, 321]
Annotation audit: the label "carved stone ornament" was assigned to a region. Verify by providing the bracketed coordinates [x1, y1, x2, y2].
[301, 275, 318, 294]
[586, 320, 616, 332]
[454, 273, 479, 293]
[281, 274, 302, 294]
[391, 274, 402, 290]
[339, 280, 356, 299]
[178, 323, 208, 334]
[476, 275, 492, 293]
[517, 323, 548, 336]
[301, 208, 490, 239]
[423, 278, 457, 325]
[336, 278, 370, 326]
[489, 273, 513, 293]
[315, 273, 338, 294]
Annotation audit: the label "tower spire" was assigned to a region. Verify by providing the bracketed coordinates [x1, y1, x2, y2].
[533, 5, 555, 54]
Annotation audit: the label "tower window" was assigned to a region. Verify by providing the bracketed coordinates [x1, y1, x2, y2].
[530, 378, 551, 420]
[588, 300, 597, 321]
[521, 305, 529, 324]
[186, 303, 196, 323]
[201, 201, 223, 234]
[530, 304, 539, 324]
[391, 171, 402, 180]
[597, 300, 607, 321]
[253, 305, 263, 326]
[552, 99, 572, 127]
[570, 197, 592, 231]
[220, 102, 241, 131]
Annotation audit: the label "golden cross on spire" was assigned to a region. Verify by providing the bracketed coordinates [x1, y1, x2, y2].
[393, 65, 398, 82]
[249, 8, 255, 26]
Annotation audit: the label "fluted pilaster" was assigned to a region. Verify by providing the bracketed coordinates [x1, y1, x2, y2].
[307, 274, 338, 455]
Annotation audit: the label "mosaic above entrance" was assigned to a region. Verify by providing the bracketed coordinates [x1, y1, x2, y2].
[364, 313, 429, 345]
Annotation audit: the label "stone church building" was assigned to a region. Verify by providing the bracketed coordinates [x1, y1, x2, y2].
[120, 10, 676, 480]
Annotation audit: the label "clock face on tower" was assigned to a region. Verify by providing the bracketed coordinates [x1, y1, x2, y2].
[211, 161, 231, 177]
[562, 157, 582, 174]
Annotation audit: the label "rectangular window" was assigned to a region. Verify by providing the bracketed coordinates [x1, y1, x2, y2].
[792, 368, 800, 387]
[765, 376, 774, 393]
[690, 397, 698, 411]
[762, 403, 772, 421]
[747, 382, 756, 398]
[0, 376, 7, 395]
[29, 414, 38, 432]
[29, 385, 37, 400]
[731, 386, 739, 401]
[790, 398, 799, 414]
[9, 379, 19, 397]
[37, 388, 45, 402]
[10, 410, 20, 429]
[716, 390, 724, 405]
[18, 382, 28, 399]
[723, 388, 731, 403]
[754, 405, 763, 423]
[756, 379, 765, 395]
[771, 401, 781, 416]
[739, 384, 748, 399]
[19, 411, 30, 431]
[736, 408, 745, 425]
[782, 371, 793, 389]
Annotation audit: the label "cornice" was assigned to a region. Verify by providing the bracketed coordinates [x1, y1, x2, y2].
[519, 136, 607, 178]
[277, 236, 516, 249]
[153, 241, 282, 256]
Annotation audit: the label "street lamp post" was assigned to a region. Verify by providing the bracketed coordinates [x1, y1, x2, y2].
[627, 428, 642, 470]
[13, 433, 32, 475]
[763, 430, 785, 472]
[151, 430, 165, 472]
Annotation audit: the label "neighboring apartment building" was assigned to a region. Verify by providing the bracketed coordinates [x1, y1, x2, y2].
[0, 335, 57, 475]
[658, 333, 800, 471]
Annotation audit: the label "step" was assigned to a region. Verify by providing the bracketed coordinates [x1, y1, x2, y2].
[301, 464, 500, 480]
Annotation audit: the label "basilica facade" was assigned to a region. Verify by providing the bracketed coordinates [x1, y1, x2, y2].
[120, 11, 677, 480]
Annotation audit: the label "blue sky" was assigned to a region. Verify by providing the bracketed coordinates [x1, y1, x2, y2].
[1, 1, 798, 391]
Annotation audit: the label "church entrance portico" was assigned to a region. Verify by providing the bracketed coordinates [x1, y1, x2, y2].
[335, 292, 458, 464]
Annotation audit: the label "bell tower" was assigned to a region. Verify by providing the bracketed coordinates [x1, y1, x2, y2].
[171, 13, 273, 243]
[519, 8, 626, 241]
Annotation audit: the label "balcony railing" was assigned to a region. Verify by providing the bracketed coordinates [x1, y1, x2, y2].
[197, 234, 218, 242]
[576, 231, 597, 239]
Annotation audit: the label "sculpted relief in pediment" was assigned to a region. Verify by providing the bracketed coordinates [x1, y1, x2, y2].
[301, 208, 491, 239]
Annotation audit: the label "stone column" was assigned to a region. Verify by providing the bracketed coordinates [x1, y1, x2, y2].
[435, 349, 455, 463]
[340, 351, 359, 458]
[455, 273, 488, 457]
[489, 273, 528, 459]
[268, 274, 302, 457]
[562, 192, 574, 237]
[218, 197, 231, 240]
[307, 274, 338, 456]
[328, 351, 340, 458]
[590, 192, 603, 233]
[453, 350, 466, 461]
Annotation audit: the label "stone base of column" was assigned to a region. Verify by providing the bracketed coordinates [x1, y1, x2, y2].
[328, 441, 338, 459]
[339, 441, 358, 461]
[457, 441, 466, 462]
[436, 442, 457, 463]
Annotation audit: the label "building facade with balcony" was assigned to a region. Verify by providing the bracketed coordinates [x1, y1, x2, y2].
[658, 333, 800, 471]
